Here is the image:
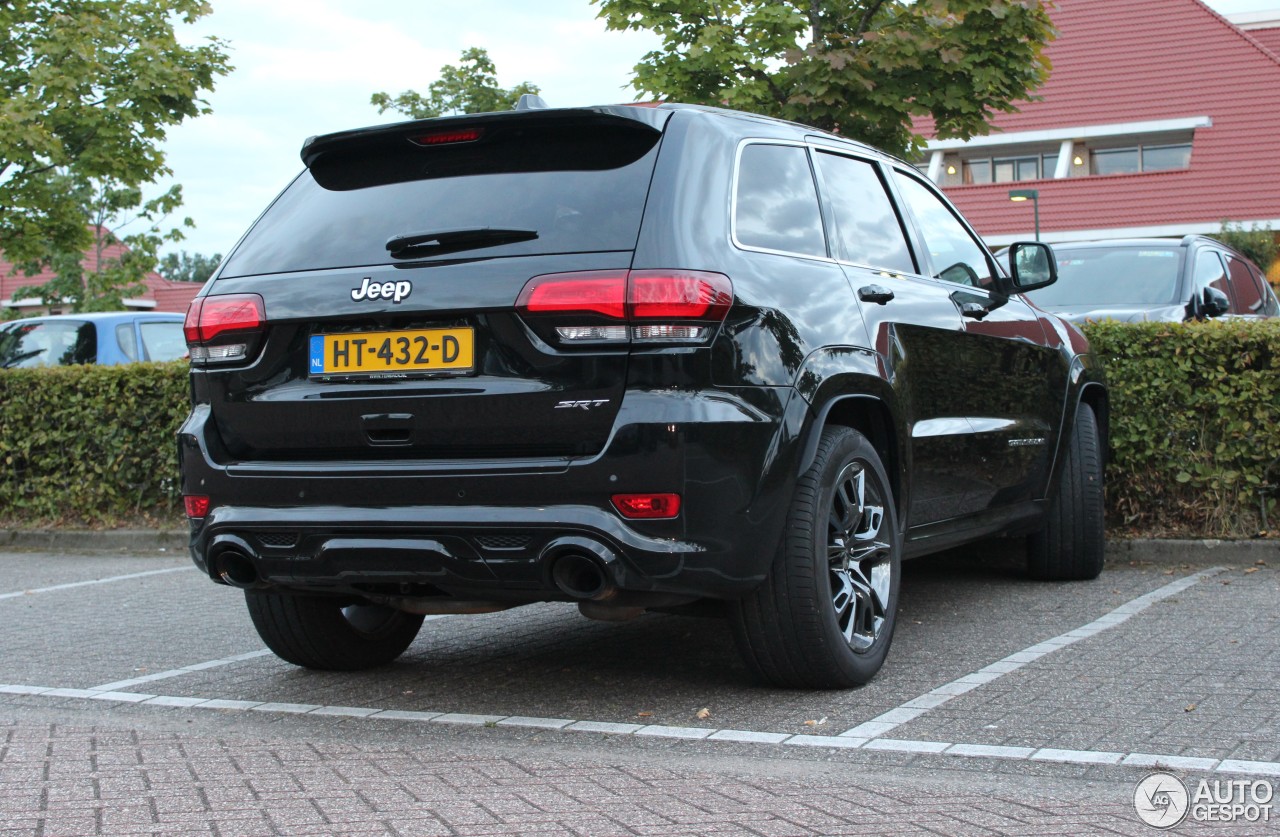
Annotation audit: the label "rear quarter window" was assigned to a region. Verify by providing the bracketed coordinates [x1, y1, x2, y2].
[140, 321, 188, 361]
[733, 143, 827, 259]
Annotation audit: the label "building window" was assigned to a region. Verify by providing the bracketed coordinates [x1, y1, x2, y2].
[963, 159, 991, 184]
[1092, 143, 1191, 175]
[1092, 147, 1140, 175]
[961, 154, 1053, 184]
[1141, 143, 1192, 171]
[993, 156, 1040, 183]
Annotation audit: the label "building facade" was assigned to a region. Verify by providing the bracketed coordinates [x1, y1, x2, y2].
[1, 233, 201, 316]
[913, 0, 1280, 254]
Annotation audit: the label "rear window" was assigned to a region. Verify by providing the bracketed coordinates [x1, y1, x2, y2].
[0, 320, 96, 368]
[221, 118, 663, 278]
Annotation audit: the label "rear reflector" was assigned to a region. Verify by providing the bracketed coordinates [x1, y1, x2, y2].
[611, 493, 681, 519]
[184, 495, 211, 519]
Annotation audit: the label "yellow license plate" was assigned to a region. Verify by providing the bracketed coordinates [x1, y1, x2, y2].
[309, 328, 474, 375]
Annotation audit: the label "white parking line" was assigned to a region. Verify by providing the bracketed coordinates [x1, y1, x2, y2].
[837, 566, 1226, 739]
[81, 616, 449, 694]
[90, 649, 274, 692]
[0, 567, 187, 600]
[4, 683, 1276, 777]
[0, 567, 1250, 778]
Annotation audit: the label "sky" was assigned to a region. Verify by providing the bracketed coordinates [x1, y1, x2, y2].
[155, 0, 1280, 260]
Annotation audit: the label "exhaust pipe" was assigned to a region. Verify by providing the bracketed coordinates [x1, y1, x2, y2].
[208, 535, 264, 589]
[214, 549, 260, 589]
[543, 536, 620, 601]
[552, 552, 615, 600]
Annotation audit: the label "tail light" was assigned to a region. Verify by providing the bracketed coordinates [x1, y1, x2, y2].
[184, 294, 266, 364]
[516, 270, 732, 345]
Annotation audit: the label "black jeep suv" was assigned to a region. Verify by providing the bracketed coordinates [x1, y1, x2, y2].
[179, 102, 1107, 689]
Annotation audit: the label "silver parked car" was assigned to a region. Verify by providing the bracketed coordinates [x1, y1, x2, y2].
[1009, 236, 1279, 324]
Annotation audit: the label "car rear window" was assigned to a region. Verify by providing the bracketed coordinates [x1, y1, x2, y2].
[221, 117, 664, 278]
[0, 320, 95, 368]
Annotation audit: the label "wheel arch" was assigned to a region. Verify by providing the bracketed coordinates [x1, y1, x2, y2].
[798, 392, 903, 527]
[1076, 381, 1110, 463]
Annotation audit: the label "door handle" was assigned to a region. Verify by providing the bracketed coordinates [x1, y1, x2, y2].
[858, 285, 895, 305]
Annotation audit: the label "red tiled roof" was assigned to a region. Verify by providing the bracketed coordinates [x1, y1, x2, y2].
[1243, 25, 1280, 56]
[913, 0, 1280, 239]
[1, 228, 200, 314]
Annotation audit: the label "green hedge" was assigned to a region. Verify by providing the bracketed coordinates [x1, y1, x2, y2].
[0, 361, 189, 526]
[1083, 319, 1280, 538]
[0, 322, 1277, 537]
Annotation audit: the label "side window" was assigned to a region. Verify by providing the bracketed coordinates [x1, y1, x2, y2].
[1224, 254, 1267, 315]
[1193, 250, 1231, 300]
[734, 143, 827, 258]
[892, 171, 995, 289]
[115, 323, 139, 361]
[813, 152, 915, 274]
[1250, 263, 1280, 316]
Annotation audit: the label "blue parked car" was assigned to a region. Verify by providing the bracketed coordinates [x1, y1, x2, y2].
[0, 312, 187, 369]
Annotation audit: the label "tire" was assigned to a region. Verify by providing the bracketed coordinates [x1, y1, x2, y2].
[730, 427, 901, 689]
[244, 591, 425, 670]
[1027, 402, 1105, 581]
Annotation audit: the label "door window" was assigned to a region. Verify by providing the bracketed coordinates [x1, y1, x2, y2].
[734, 144, 827, 258]
[1193, 250, 1230, 298]
[892, 172, 995, 289]
[1224, 254, 1267, 315]
[813, 152, 915, 273]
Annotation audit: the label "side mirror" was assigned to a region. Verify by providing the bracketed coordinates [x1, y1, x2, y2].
[1007, 241, 1057, 292]
[1187, 286, 1231, 320]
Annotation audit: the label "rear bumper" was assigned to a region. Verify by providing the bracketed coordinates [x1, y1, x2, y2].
[178, 386, 806, 601]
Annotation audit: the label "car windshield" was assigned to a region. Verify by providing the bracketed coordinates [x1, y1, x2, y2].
[1024, 247, 1184, 308]
[0, 320, 95, 368]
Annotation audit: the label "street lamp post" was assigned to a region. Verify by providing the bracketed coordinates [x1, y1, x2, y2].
[1008, 188, 1040, 241]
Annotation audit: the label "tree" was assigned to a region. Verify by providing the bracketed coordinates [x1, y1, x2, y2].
[0, 0, 230, 269]
[592, 0, 1056, 157]
[371, 47, 540, 119]
[1214, 221, 1279, 275]
[160, 250, 223, 284]
[15, 179, 192, 312]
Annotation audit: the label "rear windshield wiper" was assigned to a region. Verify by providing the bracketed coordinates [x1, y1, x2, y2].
[385, 227, 538, 259]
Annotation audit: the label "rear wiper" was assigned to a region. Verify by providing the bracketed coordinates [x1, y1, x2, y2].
[385, 227, 538, 259]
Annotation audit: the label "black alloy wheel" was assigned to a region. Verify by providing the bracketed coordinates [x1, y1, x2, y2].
[731, 426, 901, 689]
